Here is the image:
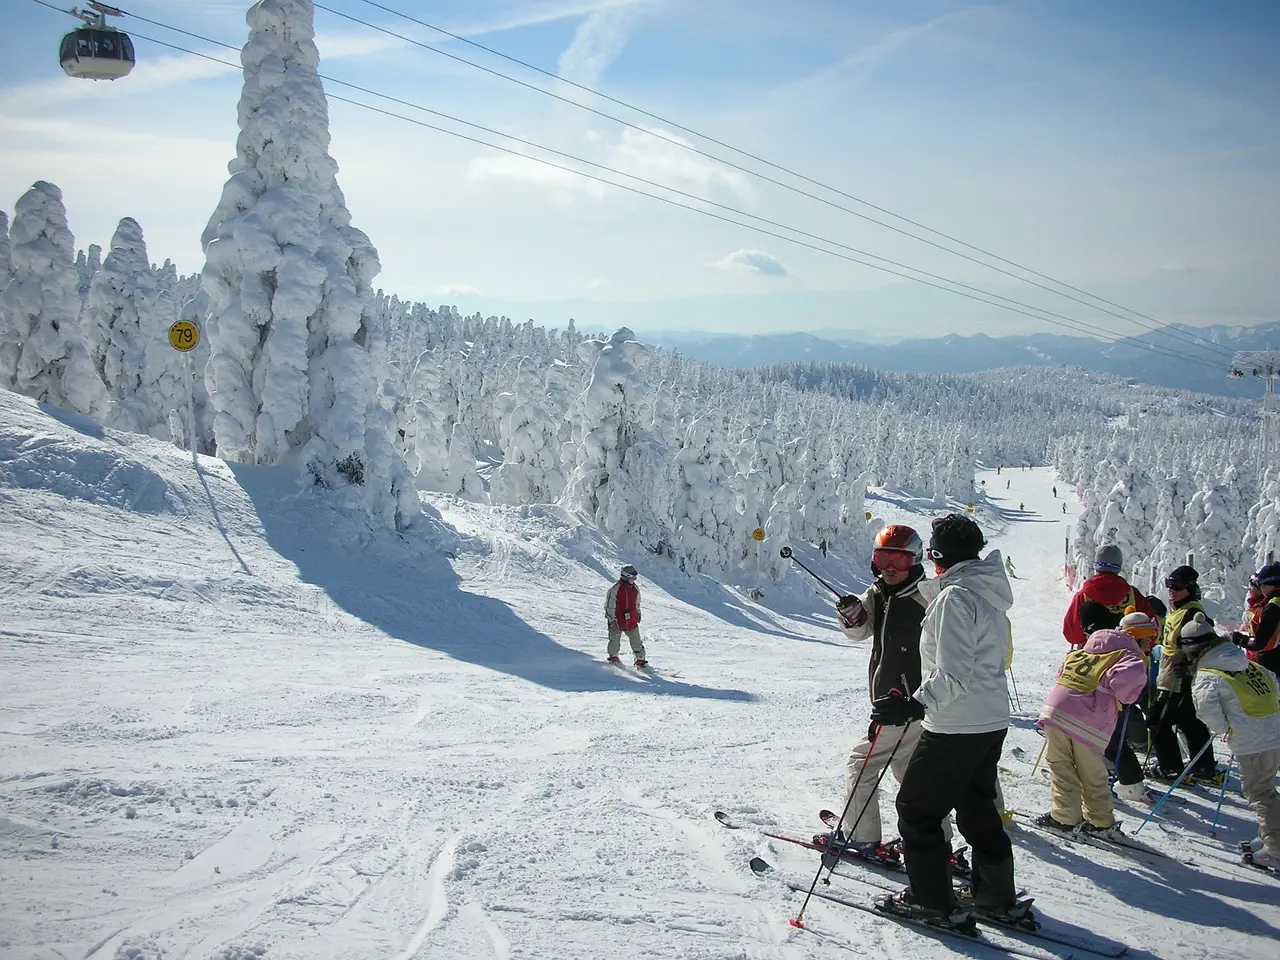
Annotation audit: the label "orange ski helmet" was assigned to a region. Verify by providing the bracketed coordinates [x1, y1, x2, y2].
[874, 525, 923, 563]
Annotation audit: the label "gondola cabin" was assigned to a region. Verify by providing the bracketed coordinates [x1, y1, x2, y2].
[58, 4, 134, 80]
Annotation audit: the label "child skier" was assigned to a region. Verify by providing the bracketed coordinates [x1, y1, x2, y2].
[1181, 613, 1280, 871]
[1108, 607, 1161, 803]
[1036, 601, 1147, 839]
[605, 564, 647, 667]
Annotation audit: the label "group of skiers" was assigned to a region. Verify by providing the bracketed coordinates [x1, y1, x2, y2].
[812, 519, 1280, 932]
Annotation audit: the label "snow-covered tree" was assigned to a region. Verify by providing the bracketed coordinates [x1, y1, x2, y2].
[82, 217, 158, 429]
[200, 0, 412, 525]
[0, 181, 101, 414]
[0, 211, 13, 291]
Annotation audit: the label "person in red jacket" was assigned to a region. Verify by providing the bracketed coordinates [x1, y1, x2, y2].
[605, 564, 647, 667]
[1063, 544, 1156, 647]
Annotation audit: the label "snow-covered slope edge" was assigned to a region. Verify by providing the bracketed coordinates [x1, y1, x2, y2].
[2, 389, 1277, 960]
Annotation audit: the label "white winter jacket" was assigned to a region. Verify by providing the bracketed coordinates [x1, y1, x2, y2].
[1191, 641, 1280, 757]
[916, 550, 1014, 735]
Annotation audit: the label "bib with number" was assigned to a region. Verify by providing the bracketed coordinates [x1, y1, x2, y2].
[1201, 665, 1280, 718]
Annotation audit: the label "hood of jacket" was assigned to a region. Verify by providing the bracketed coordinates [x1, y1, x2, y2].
[1080, 573, 1137, 607]
[1083, 628, 1143, 658]
[1195, 639, 1249, 672]
[938, 550, 1013, 613]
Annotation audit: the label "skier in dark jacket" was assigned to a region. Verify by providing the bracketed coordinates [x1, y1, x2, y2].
[1235, 563, 1280, 676]
[1150, 565, 1217, 782]
[822, 525, 947, 862]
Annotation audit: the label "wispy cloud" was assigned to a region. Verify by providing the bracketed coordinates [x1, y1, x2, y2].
[315, 31, 408, 61]
[0, 51, 236, 110]
[557, 7, 635, 86]
[455, 0, 651, 39]
[713, 250, 789, 277]
[779, 7, 980, 97]
[440, 283, 481, 297]
[466, 154, 605, 196]
[608, 127, 750, 198]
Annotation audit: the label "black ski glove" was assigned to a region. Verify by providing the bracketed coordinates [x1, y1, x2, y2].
[870, 689, 925, 728]
[1229, 631, 1251, 648]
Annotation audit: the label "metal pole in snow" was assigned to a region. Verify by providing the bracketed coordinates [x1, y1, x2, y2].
[185, 352, 197, 469]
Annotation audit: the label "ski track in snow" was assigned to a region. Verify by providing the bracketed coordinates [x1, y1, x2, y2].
[2, 390, 1278, 959]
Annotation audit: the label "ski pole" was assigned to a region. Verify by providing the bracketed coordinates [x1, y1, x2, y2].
[1030, 735, 1047, 778]
[1134, 738, 1213, 835]
[1108, 704, 1133, 789]
[1209, 747, 1233, 839]
[778, 546, 843, 598]
[791, 722, 912, 929]
[1008, 668, 1023, 713]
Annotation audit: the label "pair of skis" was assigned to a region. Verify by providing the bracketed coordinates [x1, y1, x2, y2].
[1012, 812, 1180, 866]
[716, 809, 1128, 959]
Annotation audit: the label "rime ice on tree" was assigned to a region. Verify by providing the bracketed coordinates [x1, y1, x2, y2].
[200, 0, 413, 526]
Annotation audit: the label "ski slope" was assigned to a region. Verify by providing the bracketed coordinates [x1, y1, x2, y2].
[1, 389, 1276, 960]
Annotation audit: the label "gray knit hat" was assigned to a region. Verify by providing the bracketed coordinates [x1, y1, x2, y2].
[1177, 612, 1217, 656]
[1094, 544, 1123, 574]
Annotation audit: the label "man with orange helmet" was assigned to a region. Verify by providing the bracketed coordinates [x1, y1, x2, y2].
[820, 524, 942, 864]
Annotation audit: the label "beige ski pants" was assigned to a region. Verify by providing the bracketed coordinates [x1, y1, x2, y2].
[1237, 747, 1280, 859]
[1046, 726, 1115, 828]
[607, 624, 645, 660]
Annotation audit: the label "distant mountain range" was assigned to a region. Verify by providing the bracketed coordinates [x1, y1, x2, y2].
[638, 323, 1280, 398]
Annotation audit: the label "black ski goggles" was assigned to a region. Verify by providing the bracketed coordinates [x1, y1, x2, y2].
[1163, 576, 1194, 591]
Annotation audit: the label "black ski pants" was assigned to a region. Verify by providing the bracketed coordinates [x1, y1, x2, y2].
[1151, 689, 1215, 776]
[896, 728, 1013, 911]
[1105, 702, 1144, 786]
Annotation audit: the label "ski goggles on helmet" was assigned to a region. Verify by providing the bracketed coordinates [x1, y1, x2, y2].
[1163, 575, 1192, 590]
[872, 549, 915, 573]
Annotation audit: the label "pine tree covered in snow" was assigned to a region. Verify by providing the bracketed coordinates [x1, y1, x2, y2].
[0, 211, 13, 291]
[200, 0, 412, 526]
[82, 217, 157, 430]
[0, 182, 101, 414]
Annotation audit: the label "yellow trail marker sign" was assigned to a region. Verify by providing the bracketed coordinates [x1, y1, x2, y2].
[168, 320, 201, 352]
[864, 511, 872, 521]
[751, 528, 767, 542]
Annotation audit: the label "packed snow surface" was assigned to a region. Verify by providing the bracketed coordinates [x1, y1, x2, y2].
[1, 388, 1277, 959]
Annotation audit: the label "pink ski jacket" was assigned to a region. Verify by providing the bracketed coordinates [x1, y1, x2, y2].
[1038, 628, 1147, 754]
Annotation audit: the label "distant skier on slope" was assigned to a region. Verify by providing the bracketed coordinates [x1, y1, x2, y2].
[605, 564, 647, 667]
[1004, 556, 1018, 579]
[874, 514, 1023, 930]
[1061, 544, 1156, 647]
[1181, 614, 1280, 871]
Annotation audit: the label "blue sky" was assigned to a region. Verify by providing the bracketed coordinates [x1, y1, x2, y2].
[1, 0, 1277, 338]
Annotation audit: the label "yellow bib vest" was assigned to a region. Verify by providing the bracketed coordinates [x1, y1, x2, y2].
[1201, 664, 1280, 718]
[1057, 649, 1126, 694]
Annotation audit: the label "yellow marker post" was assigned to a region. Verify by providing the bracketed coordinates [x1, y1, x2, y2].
[167, 320, 201, 466]
[168, 320, 200, 352]
[864, 511, 872, 521]
[751, 527, 767, 542]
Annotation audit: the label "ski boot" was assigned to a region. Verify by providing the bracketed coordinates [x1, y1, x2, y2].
[607, 655, 621, 664]
[634, 658, 648, 668]
[954, 889, 1039, 932]
[1079, 821, 1125, 843]
[875, 889, 977, 935]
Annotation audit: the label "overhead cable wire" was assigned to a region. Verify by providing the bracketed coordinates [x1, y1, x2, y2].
[335, 0, 1239, 362]
[94, 18, 1230, 372]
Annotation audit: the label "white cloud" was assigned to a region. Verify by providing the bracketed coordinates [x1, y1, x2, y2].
[456, 0, 651, 38]
[0, 52, 236, 110]
[713, 250, 790, 277]
[608, 127, 750, 199]
[557, 7, 636, 86]
[315, 31, 408, 61]
[440, 283, 481, 297]
[466, 154, 604, 196]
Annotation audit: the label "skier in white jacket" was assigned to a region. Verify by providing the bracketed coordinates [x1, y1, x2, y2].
[874, 513, 1020, 930]
[1182, 615, 1280, 869]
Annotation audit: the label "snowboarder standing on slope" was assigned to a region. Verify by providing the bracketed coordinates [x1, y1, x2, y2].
[1150, 566, 1218, 782]
[1062, 544, 1156, 648]
[874, 514, 1023, 930]
[821, 525, 954, 863]
[1035, 601, 1147, 838]
[605, 564, 647, 667]
[1181, 613, 1280, 871]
